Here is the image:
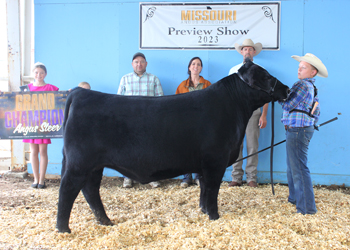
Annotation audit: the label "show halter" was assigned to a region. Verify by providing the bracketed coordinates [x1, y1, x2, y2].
[237, 71, 278, 98]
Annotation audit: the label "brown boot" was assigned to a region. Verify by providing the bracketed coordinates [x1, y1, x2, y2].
[248, 181, 258, 187]
[228, 181, 242, 187]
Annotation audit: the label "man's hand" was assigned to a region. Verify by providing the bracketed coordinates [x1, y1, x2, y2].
[259, 116, 267, 129]
[259, 103, 269, 129]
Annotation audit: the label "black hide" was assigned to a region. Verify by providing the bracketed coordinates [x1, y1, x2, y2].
[56, 60, 290, 233]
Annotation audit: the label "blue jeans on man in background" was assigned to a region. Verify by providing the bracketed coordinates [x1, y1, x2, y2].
[286, 126, 317, 214]
[183, 173, 199, 183]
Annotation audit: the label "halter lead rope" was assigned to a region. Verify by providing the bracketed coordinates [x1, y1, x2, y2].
[270, 101, 275, 195]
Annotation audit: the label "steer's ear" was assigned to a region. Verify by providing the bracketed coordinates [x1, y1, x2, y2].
[237, 62, 248, 82]
[243, 57, 253, 64]
[238, 59, 256, 87]
[238, 58, 253, 77]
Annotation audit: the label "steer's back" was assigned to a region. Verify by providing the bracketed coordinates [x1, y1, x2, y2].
[63, 85, 234, 183]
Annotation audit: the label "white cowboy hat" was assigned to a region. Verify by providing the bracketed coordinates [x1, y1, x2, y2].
[234, 39, 263, 56]
[291, 53, 328, 78]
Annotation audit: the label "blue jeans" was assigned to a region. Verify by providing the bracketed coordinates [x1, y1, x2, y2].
[182, 173, 199, 182]
[286, 126, 317, 214]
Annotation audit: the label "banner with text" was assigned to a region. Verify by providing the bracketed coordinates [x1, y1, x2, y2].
[0, 91, 69, 140]
[140, 2, 280, 50]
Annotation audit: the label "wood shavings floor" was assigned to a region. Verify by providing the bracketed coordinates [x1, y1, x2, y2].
[1, 176, 349, 249]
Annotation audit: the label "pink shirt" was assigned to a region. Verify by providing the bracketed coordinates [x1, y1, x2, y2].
[22, 83, 59, 144]
[28, 83, 59, 92]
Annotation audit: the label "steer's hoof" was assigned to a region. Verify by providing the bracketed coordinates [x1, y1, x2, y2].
[56, 225, 71, 234]
[98, 218, 114, 226]
[209, 213, 220, 220]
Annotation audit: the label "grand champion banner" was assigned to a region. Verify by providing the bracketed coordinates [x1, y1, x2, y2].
[0, 91, 69, 140]
[140, 2, 280, 50]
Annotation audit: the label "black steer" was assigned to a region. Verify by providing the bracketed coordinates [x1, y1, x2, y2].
[56, 60, 290, 233]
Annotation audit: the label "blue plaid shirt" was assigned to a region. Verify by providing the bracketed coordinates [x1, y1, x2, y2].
[279, 78, 320, 128]
[118, 71, 163, 96]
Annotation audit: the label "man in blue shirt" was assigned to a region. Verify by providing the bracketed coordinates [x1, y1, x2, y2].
[118, 53, 163, 96]
[118, 52, 164, 188]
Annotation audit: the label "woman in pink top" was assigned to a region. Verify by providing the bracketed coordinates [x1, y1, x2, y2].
[23, 62, 59, 189]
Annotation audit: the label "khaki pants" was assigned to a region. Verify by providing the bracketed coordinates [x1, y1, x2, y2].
[231, 108, 261, 183]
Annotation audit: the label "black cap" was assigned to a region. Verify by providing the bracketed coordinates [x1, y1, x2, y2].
[132, 52, 146, 61]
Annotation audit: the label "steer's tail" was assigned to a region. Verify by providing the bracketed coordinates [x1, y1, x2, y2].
[61, 88, 77, 178]
[62, 88, 76, 132]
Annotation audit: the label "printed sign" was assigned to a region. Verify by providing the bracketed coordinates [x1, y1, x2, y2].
[0, 91, 68, 140]
[140, 2, 280, 50]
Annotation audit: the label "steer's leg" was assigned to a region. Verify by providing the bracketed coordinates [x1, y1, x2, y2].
[56, 169, 87, 233]
[60, 149, 67, 178]
[203, 181, 221, 220]
[81, 168, 113, 226]
[201, 160, 226, 220]
[199, 176, 208, 214]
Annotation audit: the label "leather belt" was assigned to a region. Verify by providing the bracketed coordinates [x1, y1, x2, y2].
[284, 125, 314, 130]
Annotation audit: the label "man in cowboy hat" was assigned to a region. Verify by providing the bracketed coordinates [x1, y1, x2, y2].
[279, 53, 328, 215]
[228, 38, 268, 188]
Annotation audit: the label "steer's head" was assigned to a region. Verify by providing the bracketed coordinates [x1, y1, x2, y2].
[238, 59, 290, 102]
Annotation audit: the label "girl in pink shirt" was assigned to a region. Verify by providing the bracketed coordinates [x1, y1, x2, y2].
[23, 62, 59, 189]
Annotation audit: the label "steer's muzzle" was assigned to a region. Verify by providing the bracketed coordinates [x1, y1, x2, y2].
[272, 80, 290, 102]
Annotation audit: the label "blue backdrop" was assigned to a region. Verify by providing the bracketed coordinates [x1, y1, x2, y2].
[30, 0, 349, 186]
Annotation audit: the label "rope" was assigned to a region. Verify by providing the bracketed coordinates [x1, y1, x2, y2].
[270, 101, 275, 195]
